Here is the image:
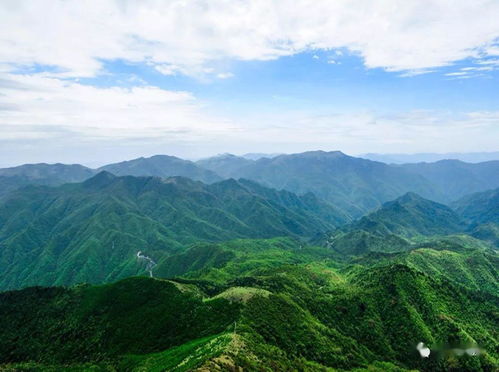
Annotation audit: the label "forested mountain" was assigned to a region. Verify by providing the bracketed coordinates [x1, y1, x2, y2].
[453, 187, 499, 225]
[451, 188, 499, 247]
[351, 192, 466, 238]
[195, 152, 499, 217]
[3, 154, 499, 221]
[316, 191, 497, 257]
[399, 160, 499, 202]
[196, 153, 254, 178]
[0, 163, 96, 198]
[0, 163, 95, 181]
[197, 151, 440, 218]
[1, 237, 497, 371]
[0, 154, 498, 371]
[100, 155, 222, 183]
[0, 172, 346, 290]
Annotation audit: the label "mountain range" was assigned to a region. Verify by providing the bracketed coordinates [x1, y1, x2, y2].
[361, 151, 499, 164]
[2, 151, 499, 219]
[0, 150, 497, 371]
[0, 172, 346, 290]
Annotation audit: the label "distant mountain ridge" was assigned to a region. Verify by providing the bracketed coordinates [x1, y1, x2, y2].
[398, 160, 499, 202]
[99, 154, 222, 184]
[196, 153, 254, 178]
[361, 151, 499, 164]
[0, 163, 97, 198]
[452, 188, 499, 247]
[197, 150, 440, 217]
[452, 187, 499, 226]
[2, 151, 499, 220]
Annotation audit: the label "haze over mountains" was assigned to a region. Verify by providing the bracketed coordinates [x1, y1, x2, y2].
[0, 150, 498, 371]
[2, 150, 498, 218]
[362, 151, 499, 164]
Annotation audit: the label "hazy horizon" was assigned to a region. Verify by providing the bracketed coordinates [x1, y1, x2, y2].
[1, 149, 499, 169]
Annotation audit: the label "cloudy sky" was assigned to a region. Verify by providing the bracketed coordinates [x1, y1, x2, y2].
[1, 0, 499, 166]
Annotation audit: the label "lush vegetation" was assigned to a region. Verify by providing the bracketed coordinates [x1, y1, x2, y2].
[0, 155, 498, 371]
[199, 151, 499, 217]
[0, 243, 497, 371]
[0, 173, 346, 290]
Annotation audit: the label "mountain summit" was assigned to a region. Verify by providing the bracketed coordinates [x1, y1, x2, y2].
[353, 192, 466, 237]
[100, 155, 222, 184]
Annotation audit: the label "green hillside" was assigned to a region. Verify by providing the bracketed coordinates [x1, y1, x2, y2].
[0, 159, 498, 371]
[196, 151, 440, 218]
[0, 277, 239, 368]
[195, 152, 499, 218]
[351, 192, 466, 238]
[452, 188, 499, 225]
[1, 253, 497, 371]
[0, 173, 347, 290]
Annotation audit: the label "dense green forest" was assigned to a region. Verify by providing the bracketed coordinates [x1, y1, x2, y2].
[1, 237, 497, 371]
[0, 153, 497, 371]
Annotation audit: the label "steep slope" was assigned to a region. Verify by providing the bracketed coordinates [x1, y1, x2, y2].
[452, 187, 499, 225]
[0, 172, 346, 290]
[351, 192, 466, 238]
[451, 188, 499, 248]
[402, 246, 499, 295]
[0, 163, 96, 198]
[399, 160, 499, 202]
[1, 261, 497, 371]
[209, 150, 439, 218]
[314, 193, 470, 257]
[100, 154, 222, 183]
[0, 277, 240, 367]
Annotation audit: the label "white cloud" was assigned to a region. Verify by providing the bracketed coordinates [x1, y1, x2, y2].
[216, 72, 234, 79]
[0, 1, 497, 165]
[1, 73, 497, 162]
[1, 0, 498, 77]
[0, 73, 236, 140]
[155, 64, 182, 76]
[445, 72, 467, 76]
[229, 110, 499, 154]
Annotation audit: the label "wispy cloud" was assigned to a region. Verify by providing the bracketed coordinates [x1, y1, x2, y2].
[0, 73, 236, 140]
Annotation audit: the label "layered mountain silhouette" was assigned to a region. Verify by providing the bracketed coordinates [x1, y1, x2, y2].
[0, 163, 96, 198]
[0, 172, 346, 290]
[351, 192, 466, 238]
[0, 152, 498, 371]
[2, 151, 499, 220]
[197, 151, 440, 217]
[100, 154, 222, 183]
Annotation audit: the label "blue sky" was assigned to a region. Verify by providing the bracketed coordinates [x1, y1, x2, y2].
[83, 51, 499, 114]
[1, 1, 498, 166]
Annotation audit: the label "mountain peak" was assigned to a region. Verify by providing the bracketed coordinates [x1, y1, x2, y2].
[82, 170, 116, 189]
[297, 150, 347, 158]
[396, 191, 425, 203]
[99, 155, 221, 183]
[354, 192, 465, 238]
